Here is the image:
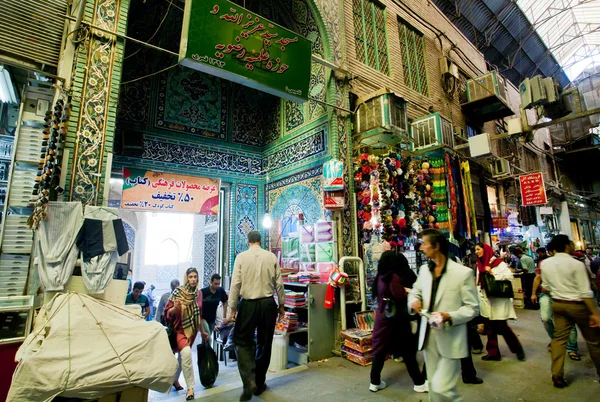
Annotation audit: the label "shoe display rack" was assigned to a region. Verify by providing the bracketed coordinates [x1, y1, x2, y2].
[0, 79, 54, 298]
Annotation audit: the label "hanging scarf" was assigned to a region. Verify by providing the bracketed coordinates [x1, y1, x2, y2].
[445, 154, 458, 231]
[169, 284, 201, 339]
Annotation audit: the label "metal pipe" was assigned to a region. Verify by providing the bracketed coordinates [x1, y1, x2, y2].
[71, 0, 87, 43]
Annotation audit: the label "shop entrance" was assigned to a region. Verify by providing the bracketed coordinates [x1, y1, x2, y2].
[107, 179, 227, 321]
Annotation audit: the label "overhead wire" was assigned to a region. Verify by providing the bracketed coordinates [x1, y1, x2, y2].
[124, 0, 175, 61]
[120, 63, 178, 85]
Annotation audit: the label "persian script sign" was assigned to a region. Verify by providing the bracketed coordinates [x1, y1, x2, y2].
[179, 0, 311, 102]
[121, 168, 220, 214]
[519, 173, 547, 207]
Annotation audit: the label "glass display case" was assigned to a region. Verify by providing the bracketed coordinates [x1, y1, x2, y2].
[0, 295, 33, 344]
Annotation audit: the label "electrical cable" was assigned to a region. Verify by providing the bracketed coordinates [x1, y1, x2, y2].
[124, 0, 173, 60]
[120, 63, 178, 85]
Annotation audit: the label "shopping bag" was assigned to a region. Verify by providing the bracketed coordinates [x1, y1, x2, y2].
[197, 342, 219, 388]
[484, 274, 513, 298]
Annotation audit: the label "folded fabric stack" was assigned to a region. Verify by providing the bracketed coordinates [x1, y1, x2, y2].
[315, 221, 334, 242]
[298, 271, 320, 284]
[284, 290, 306, 307]
[301, 225, 315, 243]
[316, 242, 335, 262]
[301, 243, 316, 262]
[287, 274, 299, 283]
[276, 312, 298, 333]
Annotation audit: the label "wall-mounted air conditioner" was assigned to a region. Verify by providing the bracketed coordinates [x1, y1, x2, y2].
[465, 71, 508, 104]
[354, 90, 409, 147]
[520, 75, 546, 109]
[439, 57, 459, 79]
[491, 158, 511, 178]
[410, 112, 453, 151]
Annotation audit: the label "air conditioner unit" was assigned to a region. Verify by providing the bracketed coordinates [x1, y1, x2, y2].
[410, 112, 454, 151]
[355, 90, 409, 147]
[491, 158, 511, 178]
[439, 57, 458, 79]
[542, 77, 559, 104]
[520, 75, 546, 109]
[465, 71, 508, 104]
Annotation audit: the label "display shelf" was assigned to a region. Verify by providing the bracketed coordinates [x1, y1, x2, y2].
[276, 326, 308, 336]
[283, 282, 308, 287]
[281, 283, 333, 363]
[284, 304, 308, 309]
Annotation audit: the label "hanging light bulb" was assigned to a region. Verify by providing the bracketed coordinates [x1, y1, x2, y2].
[262, 212, 272, 229]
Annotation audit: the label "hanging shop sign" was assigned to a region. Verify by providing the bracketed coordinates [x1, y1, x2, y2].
[519, 172, 547, 206]
[179, 0, 311, 103]
[121, 168, 220, 214]
[492, 217, 509, 229]
[323, 160, 344, 192]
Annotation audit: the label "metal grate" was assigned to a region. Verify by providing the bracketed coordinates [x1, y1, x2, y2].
[496, 137, 517, 158]
[0, 0, 68, 68]
[352, 0, 390, 74]
[398, 19, 429, 96]
[522, 148, 539, 172]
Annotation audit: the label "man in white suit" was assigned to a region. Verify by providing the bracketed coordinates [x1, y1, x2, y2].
[409, 229, 479, 401]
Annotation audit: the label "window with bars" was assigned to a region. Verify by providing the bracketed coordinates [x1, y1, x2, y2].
[496, 137, 517, 159]
[352, 0, 390, 75]
[398, 19, 429, 96]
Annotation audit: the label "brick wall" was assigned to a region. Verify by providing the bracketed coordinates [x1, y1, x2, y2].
[344, 0, 488, 130]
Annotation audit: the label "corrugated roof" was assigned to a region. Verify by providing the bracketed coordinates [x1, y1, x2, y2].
[517, 0, 600, 80]
[433, 0, 570, 88]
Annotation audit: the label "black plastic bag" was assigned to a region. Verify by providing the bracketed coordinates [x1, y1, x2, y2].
[197, 342, 219, 388]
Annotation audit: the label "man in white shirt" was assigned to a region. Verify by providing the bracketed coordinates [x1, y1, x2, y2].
[228, 231, 285, 401]
[540, 234, 600, 388]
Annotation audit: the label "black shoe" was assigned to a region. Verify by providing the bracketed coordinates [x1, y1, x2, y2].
[463, 377, 484, 384]
[517, 351, 526, 361]
[186, 393, 195, 400]
[552, 376, 568, 388]
[224, 340, 235, 351]
[481, 355, 502, 361]
[239, 390, 253, 401]
[254, 383, 268, 396]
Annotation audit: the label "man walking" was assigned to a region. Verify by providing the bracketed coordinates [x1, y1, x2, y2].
[156, 279, 180, 324]
[228, 231, 285, 401]
[515, 247, 537, 309]
[409, 229, 479, 401]
[539, 234, 600, 388]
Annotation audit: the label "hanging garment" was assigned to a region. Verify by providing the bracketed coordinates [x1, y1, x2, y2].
[76, 206, 129, 294]
[445, 154, 458, 233]
[431, 158, 449, 231]
[36, 202, 84, 291]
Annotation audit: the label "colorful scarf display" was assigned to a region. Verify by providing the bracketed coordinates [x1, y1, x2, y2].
[460, 161, 478, 238]
[430, 158, 449, 231]
[444, 154, 458, 232]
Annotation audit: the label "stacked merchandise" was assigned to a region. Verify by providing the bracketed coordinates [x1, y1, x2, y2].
[286, 273, 299, 283]
[284, 290, 307, 307]
[354, 310, 375, 331]
[298, 272, 320, 284]
[341, 328, 373, 366]
[276, 312, 298, 334]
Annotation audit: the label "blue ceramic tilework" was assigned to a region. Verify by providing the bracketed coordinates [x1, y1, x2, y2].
[141, 138, 263, 175]
[203, 232, 218, 286]
[268, 174, 323, 225]
[264, 125, 326, 172]
[123, 220, 136, 250]
[156, 66, 228, 140]
[235, 185, 258, 256]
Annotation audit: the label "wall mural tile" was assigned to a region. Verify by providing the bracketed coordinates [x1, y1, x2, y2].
[232, 85, 280, 147]
[235, 185, 258, 256]
[264, 126, 326, 172]
[141, 138, 263, 175]
[203, 232, 218, 286]
[156, 66, 228, 139]
[268, 174, 323, 225]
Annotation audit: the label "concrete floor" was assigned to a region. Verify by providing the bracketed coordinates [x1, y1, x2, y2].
[154, 308, 599, 401]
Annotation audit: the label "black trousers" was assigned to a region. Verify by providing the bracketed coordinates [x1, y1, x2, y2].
[233, 297, 278, 391]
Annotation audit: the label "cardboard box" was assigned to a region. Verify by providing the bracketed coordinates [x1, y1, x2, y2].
[513, 299, 525, 309]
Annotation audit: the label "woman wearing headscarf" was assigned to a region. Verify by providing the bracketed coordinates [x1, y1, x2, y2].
[164, 267, 209, 400]
[369, 251, 428, 394]
[475, 243, 525, 362]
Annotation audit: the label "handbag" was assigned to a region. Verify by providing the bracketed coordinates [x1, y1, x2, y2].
[484, 273, 513, 298]
[161, 314, 178, 350]
[382, 298, 397, 318]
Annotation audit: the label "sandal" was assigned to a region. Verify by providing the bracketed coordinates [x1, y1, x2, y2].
[568, 352, 581, 361]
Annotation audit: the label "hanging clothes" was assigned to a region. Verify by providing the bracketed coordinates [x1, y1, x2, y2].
[431, 158, 449, 231]
[461, 161, 478, 238]
[445, 154, 458, 234]
[451, 156, 466, 238]
[36, 202, 84, 291]
[76, 206, 129, 294]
